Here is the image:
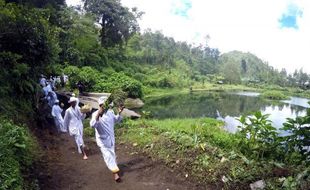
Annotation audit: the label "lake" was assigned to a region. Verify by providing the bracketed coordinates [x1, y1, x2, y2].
[142, 91, 309, 134]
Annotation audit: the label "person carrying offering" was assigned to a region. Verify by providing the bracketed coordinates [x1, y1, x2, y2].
[90, 96, 124, 182]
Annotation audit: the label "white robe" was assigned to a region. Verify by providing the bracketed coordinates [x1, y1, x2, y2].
[47, 91, 58, 108]
[46, 83, 53, 92]
[40, 77, 46, 86]
[64, 106, 85, 153]
[51, 105, 66, 132]
[90, 109, 122, 172]
[42, 86, 49, 97]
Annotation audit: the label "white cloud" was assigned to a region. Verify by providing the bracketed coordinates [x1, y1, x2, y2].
[121, 0, 310, 73]
[67, 0, 310, 73]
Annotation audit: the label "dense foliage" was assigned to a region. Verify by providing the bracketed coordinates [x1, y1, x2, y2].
[94, 72, 143, 98]
[0, 119, 37, 190]
[116, 111, 310, 189]
[2, 0, 310, 103]
[238, 112, 279, 160]
[282, 109, 310, 161]
[1, 0, 310, 188]
[83, 0, 142, 48]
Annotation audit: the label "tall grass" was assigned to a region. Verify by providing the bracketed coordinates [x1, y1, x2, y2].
[116, 117, 309, 189]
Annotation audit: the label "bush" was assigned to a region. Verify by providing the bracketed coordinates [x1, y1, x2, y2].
[282, 109, 310, 162]
[261, 90, 288, 100]
[63, 65, 80, 89]
[0, 119, 37, 190]
[237, 111, 279, 159]
[132, 72, 146, 81]
[94, 72, 143, 98]
[63, 66, 101, 91]
[145, 74, 176, 88]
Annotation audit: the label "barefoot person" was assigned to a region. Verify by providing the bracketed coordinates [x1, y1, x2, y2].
[90, 97, 124, 182]
[64, 97, 88, 160]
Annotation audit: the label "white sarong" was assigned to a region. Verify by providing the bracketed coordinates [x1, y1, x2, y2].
[52, 105, 66, 133]
[64, 106, 85, 154]
[90, 109, 122, 172]
[100, 145, 119, 173]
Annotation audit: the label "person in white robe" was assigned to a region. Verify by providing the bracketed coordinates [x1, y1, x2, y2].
[47, 90, 58, 108]
[39, 74, 46, 87]
[42, 85, 49, 97]
[71, 93, 80, 107]
[46, 82, 53, 91]
[51, 100, 66, 133]
[49, 76, 56, 90]
[64, 97, 88, 160]
[90, 97, 124, 182]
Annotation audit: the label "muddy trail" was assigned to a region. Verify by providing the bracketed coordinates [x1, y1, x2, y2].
[34, 122, 205, 190]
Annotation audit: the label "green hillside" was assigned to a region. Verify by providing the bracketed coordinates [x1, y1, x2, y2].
[219, 51, 275, 84]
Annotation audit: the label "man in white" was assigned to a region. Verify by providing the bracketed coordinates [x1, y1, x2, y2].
[51, 100, 66, 133]
[90, 97, 124, 182]
[71, 93, 80, 107]
[42, 83, 53, 98]
[39, 74, 46, 87]
[64, 97, 88, 160]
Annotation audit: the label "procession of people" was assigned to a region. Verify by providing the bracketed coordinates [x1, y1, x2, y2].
[39, 74, 124, 182]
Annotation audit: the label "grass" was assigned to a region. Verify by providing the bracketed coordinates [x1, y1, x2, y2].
[192, 83, 258, 92]
[116, 118, 241, 186]
[144, 87, 189, 98]
[83, 118, 95, 138]
[145, 83, 259, 99]
[116, 117, 309, 189]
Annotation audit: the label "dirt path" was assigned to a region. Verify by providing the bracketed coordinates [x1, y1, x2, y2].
[35, 125, 205, 190]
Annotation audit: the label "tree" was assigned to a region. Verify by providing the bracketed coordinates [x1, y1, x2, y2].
[222, 62, 241, 84]
[241, 59, 247, 74]
[5, 0, 65, 8]
[0, 1, 60, 73]
[280, 68, 287, 77]
[83, 0, 142, 48]
[57, 7, 108, 67]
[0, 1, 60, 102]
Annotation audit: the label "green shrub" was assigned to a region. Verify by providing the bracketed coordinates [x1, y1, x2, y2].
[63, 65, 80, 89]
[281, 108, 310, 162]
[0, 119, 37, 190]
[261, 90, 288, 100]
[132, 73, 146, 81]
[83, 119, 95, 138]
[63, 66, 101, 91]
[94, 72, 143, 98]
[237, 111, 279, 159]
[145, 75, 176, 88]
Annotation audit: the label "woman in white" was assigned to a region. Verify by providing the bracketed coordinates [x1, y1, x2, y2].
[90, 97, 124, 182]
[64, 97, 88, 160]
[51, 100, 67, 133]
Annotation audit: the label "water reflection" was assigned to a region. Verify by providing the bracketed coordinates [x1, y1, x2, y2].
[143, 91, 308, 133]
[282, 97, 310, 108]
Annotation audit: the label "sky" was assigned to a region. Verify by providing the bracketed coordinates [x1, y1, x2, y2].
[67, 0, 310, 74]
